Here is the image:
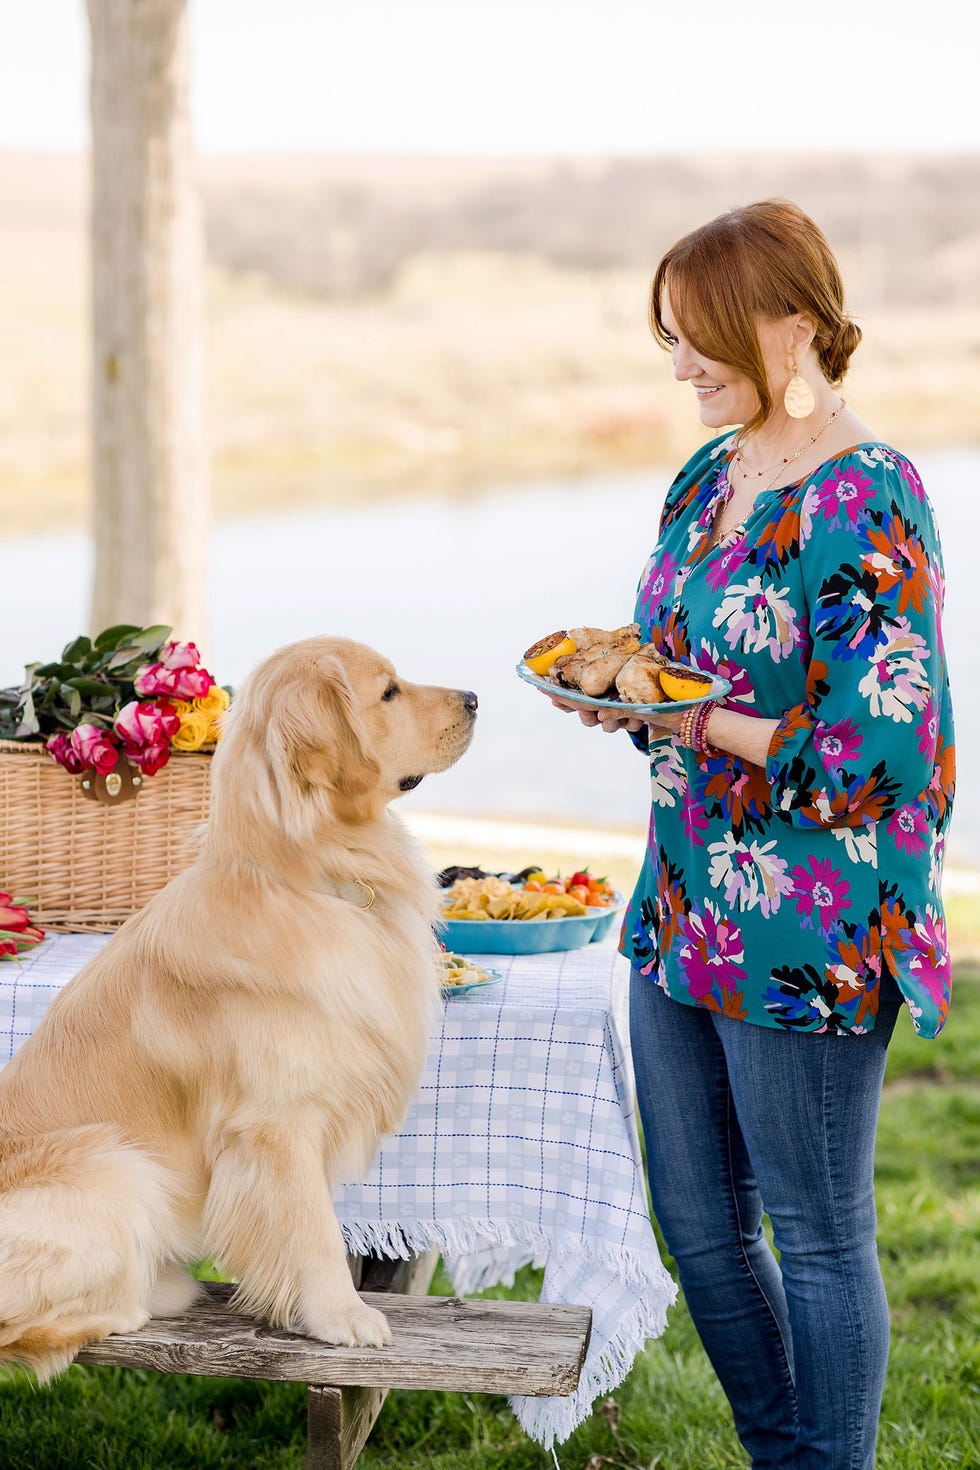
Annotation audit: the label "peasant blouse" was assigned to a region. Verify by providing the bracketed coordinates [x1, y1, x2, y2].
[620, 434, 955, 1038]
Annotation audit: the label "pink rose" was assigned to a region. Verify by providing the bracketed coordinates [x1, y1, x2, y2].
[134, 662, 215, 700]
[158, 639, 203, 671]
[115, 699, 180, 749]
[70, 723, 120, 774]
[46, 731, 86, 774]
[114, 700, 180, 776]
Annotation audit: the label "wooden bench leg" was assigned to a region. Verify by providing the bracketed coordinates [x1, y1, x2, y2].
[306, 1250, 439, 1469]
[306, 1384, 388, 1470]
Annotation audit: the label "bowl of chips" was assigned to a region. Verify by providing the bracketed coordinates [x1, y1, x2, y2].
[437, 873, 626, 955]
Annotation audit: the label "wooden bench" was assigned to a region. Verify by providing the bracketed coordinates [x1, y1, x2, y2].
[75, 1253, 593, 1469]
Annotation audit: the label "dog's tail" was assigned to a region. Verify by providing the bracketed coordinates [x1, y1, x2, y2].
[0, 1124, 178, 1382]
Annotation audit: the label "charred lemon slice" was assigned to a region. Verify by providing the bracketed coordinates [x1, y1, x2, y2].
[659, 665, 714, 702]
[524, 631, 576, 676]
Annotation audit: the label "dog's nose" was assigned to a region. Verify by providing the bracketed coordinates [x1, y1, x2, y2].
[461, 690, 478, 714]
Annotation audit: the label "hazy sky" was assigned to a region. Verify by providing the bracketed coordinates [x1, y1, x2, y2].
[0, 0, 974, 155]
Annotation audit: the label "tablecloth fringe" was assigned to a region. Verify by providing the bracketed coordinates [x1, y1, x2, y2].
[511, 1293, 673, 1449]
[340, 1215, 668, 1294]
[339, 1215, 678, 1449]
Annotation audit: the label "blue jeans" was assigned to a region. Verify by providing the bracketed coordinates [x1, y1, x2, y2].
[629, 969, 903, 1470]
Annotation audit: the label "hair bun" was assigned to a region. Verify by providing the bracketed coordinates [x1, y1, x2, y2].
[820, 317, 862, 383]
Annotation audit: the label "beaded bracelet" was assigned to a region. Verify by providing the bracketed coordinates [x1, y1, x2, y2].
[679, 706, 698, 749]
[691, 699, 720, 758]
[679, 698, 721, 758]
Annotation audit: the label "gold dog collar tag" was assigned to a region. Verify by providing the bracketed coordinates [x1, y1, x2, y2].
[79, 761, 140, 806]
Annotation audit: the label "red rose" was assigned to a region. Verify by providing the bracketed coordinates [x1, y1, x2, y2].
[46, 731, 86, 774]
[134, 741, 171, 777]
[70, 723, 120, 774]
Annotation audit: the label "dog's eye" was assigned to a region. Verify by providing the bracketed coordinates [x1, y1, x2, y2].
[382, 682, 400, 702]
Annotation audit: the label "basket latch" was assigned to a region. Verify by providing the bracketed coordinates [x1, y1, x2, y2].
[79, 762, 141, 806]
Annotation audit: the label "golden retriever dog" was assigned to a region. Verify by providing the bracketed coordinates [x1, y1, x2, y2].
[0, 636, 477, 1381]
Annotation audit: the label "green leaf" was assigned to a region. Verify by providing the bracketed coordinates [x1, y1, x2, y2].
[61, 635, 92, 663]
[20, 691, 37, 733]
[93, 624, 142, 651]
[64, 677, 115, 696]
[131, 625, 173, 654]
[105, 645, 143, 671]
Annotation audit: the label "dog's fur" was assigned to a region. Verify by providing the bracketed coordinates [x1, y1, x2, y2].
[0, 637, 476, 1381]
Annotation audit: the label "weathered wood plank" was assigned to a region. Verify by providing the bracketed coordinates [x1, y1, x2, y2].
[76, 1281, 592, 1396]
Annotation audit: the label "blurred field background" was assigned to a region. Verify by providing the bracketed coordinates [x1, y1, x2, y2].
[2, 148, 979, 533]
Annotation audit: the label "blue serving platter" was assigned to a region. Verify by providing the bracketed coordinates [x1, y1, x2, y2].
[438, 897, 626, 956]
[515, 660, 731, 714]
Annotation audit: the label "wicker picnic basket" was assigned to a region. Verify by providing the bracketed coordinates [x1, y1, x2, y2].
[0, 738, 212, 933]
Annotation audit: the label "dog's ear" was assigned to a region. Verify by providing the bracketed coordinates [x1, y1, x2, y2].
[269, 656, 382, 830]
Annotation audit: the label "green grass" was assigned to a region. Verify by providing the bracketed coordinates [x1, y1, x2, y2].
[1, 966, 977, 1469]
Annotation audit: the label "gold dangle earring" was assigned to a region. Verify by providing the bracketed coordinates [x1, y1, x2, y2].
[784, 358, 815, 419]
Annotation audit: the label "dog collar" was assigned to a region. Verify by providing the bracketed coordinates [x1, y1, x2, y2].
[242, 858, 376, 909]
[320, 876, 377, 910]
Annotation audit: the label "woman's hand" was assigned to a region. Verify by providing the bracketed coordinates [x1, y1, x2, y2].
[546, 692, 649, 735]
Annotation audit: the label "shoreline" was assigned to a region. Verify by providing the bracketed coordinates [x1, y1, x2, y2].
[404, 810, 980, 896]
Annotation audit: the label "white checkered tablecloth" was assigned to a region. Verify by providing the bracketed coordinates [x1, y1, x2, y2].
[0, 935, 676, 1448]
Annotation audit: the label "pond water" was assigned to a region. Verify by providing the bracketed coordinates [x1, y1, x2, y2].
[3, 447, 978, 868]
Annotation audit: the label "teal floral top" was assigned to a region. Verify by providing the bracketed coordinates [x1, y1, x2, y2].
[620, 434, 955, 1038]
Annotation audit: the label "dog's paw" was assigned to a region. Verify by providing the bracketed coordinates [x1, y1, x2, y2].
[307, 1300, 392, 1349]
[149, 1267, 203, 1318]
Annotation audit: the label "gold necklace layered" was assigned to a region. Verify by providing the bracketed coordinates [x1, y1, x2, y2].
[714, 399, 846, 545]
[732, 399, 846, 494]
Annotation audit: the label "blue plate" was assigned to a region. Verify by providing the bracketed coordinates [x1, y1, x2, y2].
[438, 897, 626, 955]
[516, 660, 731, 714]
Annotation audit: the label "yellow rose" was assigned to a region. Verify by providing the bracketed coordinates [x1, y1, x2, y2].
[171, 710, 211, 751]
[170, 700, 193, 719]
[193, 686, 231, 719]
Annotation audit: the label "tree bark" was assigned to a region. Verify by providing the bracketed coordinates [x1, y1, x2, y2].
[87, 0, 209, 641]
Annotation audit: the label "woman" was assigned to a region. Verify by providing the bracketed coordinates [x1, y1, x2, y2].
[549, 200, 955, 1469]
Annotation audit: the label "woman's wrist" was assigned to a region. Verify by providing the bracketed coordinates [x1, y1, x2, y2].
[702, 703, 780, 768]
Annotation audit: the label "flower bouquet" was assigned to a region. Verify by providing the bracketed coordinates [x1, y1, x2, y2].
[0, 625, 231, 933]
[0, 623, 229, 797]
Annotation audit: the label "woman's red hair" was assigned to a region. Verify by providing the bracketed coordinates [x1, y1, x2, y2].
[649, 199, 862, 435]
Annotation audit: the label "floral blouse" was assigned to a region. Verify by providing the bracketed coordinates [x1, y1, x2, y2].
[620, 434, 955, 1038]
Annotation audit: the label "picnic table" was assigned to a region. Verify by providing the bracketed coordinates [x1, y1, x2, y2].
[0, 934, 676, 1450]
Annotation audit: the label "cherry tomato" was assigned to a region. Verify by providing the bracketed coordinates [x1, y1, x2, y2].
[570, 870, 591, 888]
[569, 884, 590, 902]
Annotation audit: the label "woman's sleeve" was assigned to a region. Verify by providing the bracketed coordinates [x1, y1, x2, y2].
[765, 452, 951, 831]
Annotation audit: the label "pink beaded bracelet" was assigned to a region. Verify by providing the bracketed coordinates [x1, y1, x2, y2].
[691, 699, 720, 758]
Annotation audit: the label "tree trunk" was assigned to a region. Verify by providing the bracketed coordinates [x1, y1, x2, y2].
[86, 0, 209, 642]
